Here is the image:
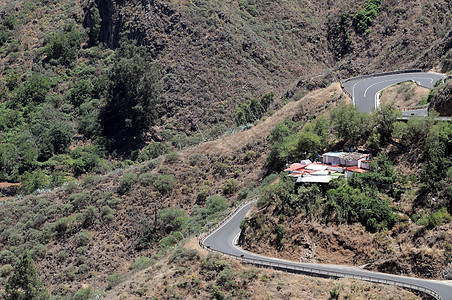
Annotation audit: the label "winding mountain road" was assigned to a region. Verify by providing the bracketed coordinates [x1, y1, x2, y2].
[342, 72, 446, 114]
[202, 201, 452, 300]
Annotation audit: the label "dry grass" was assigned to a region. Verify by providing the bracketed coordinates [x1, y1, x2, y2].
[379, 82, 430, 109]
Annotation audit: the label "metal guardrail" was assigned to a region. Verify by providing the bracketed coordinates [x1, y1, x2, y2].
[341, 69, 423, 85]
[199, 197, 258, 243]
[199, 199, 443, 300]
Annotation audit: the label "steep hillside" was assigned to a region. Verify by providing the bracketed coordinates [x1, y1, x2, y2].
[429, 78, 452, 116]
[0, 85, 347, 296]
[0, 0, 451, 298]
[87, 0, 452, 130]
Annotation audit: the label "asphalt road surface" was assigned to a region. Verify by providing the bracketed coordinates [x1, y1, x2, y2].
[342, 72, 446, 113]
[203, 201, 452, 300]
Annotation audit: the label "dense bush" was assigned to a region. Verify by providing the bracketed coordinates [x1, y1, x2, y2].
[138, 172, 157, 186]
[222, 178, 238, 195]
[137, 142, 168, 162]
[44, 25, 82, 65]
[72, 287, 93, 300]
[106, 273, 123, 290]
[66, 79, 93, 108]
[205, 195, 228, 214]
[159, 207, 187, 233]
[72, 146, 103, 177]
[117, 172, 138, 195]
[129, 256, 153, 271]
[154, 174, 176, 195]
[330, 103, 369, 146]
[169, 248, 200, 265]
[326, 178, 395, 231]
[14, 73, 51, 107]
[353, 0, 381, 32]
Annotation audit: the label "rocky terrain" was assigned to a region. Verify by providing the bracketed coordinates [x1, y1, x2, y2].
[0, 0, 451, 298]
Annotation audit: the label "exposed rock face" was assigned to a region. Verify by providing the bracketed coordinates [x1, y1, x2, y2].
[429, 79, 452, 116]
[96, 0, 123, 48]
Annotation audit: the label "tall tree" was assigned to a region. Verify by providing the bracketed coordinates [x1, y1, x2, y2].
[5, 251, 49, 300]
[100, 41, 160, 149]
[330, 103, 368, 147]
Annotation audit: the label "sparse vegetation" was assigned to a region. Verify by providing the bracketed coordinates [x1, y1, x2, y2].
[0, 0, 450, 297]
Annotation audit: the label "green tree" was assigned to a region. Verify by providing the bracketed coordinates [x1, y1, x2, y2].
[20, 170, 48, 195]
[100, 41, 161, 148]
[297, 123, 322, 159]
[371, 102, 400, 145]
[159, 207, 187, 233]
[66, 79, 93, 108]
[72, 146, 103, 176]
[44, 25, 82, 65]
[5, 251, 49, 300]
[353, 0, 381, 32]
[15, 74, 51, 107]
[330, 103, 368, 147]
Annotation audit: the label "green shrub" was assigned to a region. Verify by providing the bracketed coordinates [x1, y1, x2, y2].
[20, 170, 48, 195]
[206, 195, 228, 215]
[78, 206, 99, 228]
[235, 92, 273, 125]
[217, 267, 235, 288]
[164, 152, 180, 163]
[138, 172, 157, 186]
[159, 207, 187, 233]
[243, 151, 257, 162]
[138, 142, 168, 162]
[106, 273, 123, 290]
[69, 192, 90, 209]
[44, 25, 82, 65]
[66, 79, 93, 107]
[130, 256, 152, 271]
[213, 162, 228, 176]
[101, 206, 115, 223]
[201, 253, 230, 272]
[211, 286, 225, 300]
[159, 231, 184, 249]
[237, 188, 249, 201]
[330, 285, 340, 300]
[188, 153, 203, 167]
[425, 207, 451, 229]
[73, 230, 91, 247]
[353, 0, 381, 32]
[197, 183, 211, 204]
[118, 172, 137, 194]
[72, 146, 103, 176]
[30, 244, 46, 260]
[78, 264, 90, 275]
[15, 73, 51, 106]
[154, 174, 176, 195]
[72, 287, 92, 300]
[60, 264, 76, 281]
[222, 179, 238, 195]
[0, 264, 13, 278]
[169, 248, 200, 265]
